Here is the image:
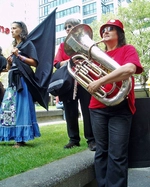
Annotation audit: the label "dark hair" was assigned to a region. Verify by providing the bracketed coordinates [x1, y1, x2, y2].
[64, 18, 80, 29]
[105, 26, 126, 51]
[116, 27, 126, 47]
[12, 21, 28, 46]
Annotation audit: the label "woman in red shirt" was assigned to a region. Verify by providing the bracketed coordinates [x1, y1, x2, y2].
[87, 19, 143, 187]
[54, 18, 96, 151]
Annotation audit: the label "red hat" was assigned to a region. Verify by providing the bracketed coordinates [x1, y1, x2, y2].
[99, 19, 124, 37]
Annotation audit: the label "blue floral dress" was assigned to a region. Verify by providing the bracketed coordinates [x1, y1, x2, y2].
[0, 41, 41, 142]
[0, 76, 41, 142]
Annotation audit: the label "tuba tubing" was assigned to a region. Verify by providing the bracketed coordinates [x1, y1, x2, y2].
[64, 24, 132, 106]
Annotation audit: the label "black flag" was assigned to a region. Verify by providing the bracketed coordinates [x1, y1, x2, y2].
[27, 8, 56, 87]
[16, 8, 56, 110]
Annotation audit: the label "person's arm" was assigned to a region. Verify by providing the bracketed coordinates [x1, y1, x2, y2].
[54, 43, 69, 69]
[12, 47, 37, 67]
[17, 54, 37, 67]
[87, 63, 136, 94]
[60, 60, 68, 67]
[6, 55, 13, 70]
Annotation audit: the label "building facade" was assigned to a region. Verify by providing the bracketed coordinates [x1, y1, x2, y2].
[39, 0, 131, 48]
[0, 0, 39, 52]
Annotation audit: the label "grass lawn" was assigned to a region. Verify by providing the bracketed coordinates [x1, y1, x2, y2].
[0, 121, 88, 181]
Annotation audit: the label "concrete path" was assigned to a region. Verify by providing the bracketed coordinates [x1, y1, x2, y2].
[38, 120, 66, 126]
[128, 167, 150, 187]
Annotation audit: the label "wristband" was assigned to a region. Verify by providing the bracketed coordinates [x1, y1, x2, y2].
[18, 54, 26, 62]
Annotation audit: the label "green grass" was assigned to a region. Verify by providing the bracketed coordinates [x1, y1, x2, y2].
[0, 121, 87, 181]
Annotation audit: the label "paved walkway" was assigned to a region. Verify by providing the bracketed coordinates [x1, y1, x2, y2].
[128, 167, 150, 187]
[38, 120, 66, 126]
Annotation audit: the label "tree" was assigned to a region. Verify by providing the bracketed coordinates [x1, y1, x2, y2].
[118, 0, 150, 79]
[90, 0, 150, 81]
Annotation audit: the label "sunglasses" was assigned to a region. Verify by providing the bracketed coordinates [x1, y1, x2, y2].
[102, 26, 115, 34]
[64, 25, 72, 30]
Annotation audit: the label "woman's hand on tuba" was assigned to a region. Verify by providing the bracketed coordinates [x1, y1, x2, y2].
[87, 79, 101, 94]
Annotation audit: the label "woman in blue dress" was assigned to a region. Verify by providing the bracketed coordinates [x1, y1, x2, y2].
[0, 21, 41, 147]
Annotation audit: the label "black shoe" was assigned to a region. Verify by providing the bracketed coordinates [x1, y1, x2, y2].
[64, 142, 80, 149]
[88, 142, 96, 151]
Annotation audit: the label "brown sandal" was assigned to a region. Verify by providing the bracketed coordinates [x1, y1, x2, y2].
[13, 142, 26, 148]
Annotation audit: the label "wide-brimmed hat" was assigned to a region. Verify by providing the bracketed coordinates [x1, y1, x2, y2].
[100, 19, 124, 37]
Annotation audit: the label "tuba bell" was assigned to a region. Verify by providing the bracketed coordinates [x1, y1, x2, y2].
[64, 24, 132, 106]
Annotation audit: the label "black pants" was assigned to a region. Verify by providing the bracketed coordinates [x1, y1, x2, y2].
[63, 85, 95, 144]
[90, 100, 132, 187]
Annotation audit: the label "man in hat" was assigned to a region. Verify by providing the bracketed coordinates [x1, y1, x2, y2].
[87, 19, 143, 187]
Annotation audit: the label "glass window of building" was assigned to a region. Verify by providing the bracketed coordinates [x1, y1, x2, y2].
[104, 0, 113, 3]
[56, 23, 65, 32]
[102, 3, 114, 14]
[82, 0, 91, 2]
[56, 6, 80, 19]
[83, 16, 97, 24]
[56, 36, 66, 45]
[44, 5, 48, 16]
[107, 3, 114, 13]
[83, 2, 96, 16]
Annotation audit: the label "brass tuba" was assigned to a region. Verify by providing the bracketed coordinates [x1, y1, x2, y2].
[64, 24, 132, 106]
